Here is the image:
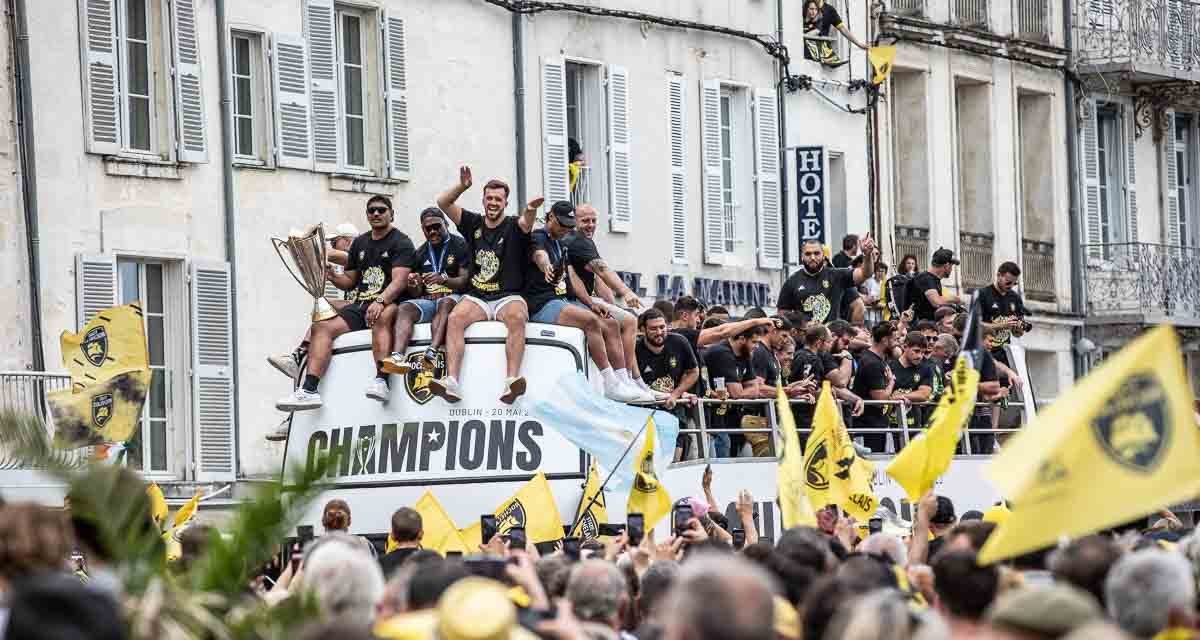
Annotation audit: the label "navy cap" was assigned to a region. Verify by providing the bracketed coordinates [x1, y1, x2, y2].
[550, 201, 576, 228]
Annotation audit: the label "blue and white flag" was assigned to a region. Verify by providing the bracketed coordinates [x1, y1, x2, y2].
[523, 372, 679, 491]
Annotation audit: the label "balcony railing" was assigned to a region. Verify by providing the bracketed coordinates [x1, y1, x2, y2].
[960, 231, 995, 290]
[1022, 238, 1057, 301]
[1082, 242, 1200, 322]
[955, 0, 990, 28]
[570, 165, 591, 207]
[0, 372, 89, 470]
[889, 0, 927, 16]
[1074, 0, 1200, 77]
[895, 225, 930, 268]
[1014, 0, 1051, 41]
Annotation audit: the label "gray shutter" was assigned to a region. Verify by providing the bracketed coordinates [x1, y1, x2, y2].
[541, 57, 570, 205]
[1165, 110, 1182, 246]
[191, 261, 235, 481]
[169, 0, 207, 162]
[754, 88, 782, 270]
[1081, 98, 1102, 258]
[272, 33, 314, 170]
[669, 75, 687, 264]
[76, 254, 116, 328]
[607, 65, 633, 232]
[78, 0, 120, 155]
[382, 11, 411, 180]
[305, 0, 340, 172]
[701, 79, 726, 264]
[1124, 105, 1138, 243]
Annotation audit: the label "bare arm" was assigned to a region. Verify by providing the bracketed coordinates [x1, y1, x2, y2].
[594, 276, 617, 305]
[924, 287, 961, 307]
[517, 197, 544, 235]
[590, 258, 642, 309]
[837, 23, 869, 50]
[826, 356, 852, 388]
[908, 492, 935, 565]
[436, 166, 473, 226]
[897, 384, 932, 404]
[326, 265, 357, 291]
[697, 318, 774, 348]
[851, 235, 878, 285]
[327, 248, 349, 267]
[672, 368, 699, 400]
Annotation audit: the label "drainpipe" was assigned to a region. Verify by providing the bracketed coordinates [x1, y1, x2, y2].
[10, 0, 45, 371]
[512, 7, 528, 205]
[1062, 2, 1086, 378]
[777, 0, 790, 268]
[215, 0, 241, 475]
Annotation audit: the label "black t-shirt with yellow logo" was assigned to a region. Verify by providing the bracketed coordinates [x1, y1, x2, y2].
[345, 228, 416, 302]
[523, 229, 570, 315]
[777, 265, 857, 323]
[887, 357, 933, 426]
[635, 334, 698, 394]
[457, 210, 530, 301]
[413, 235, 471, 298]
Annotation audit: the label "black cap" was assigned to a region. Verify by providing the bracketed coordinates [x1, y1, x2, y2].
[932, 495, 957, 525]
[549, 201, 576, 228]
[960, 509, 985, 522]
[931, 248, 960, 266]
[420, 207, 446, 223]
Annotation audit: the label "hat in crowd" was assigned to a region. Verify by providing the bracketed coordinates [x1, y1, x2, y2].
[985, 585, 1102, 638]
[677, 496, 713, 517]
[773, 596, 800, 640]
[931, 248, 960, 266]
[935, 306, 958, 321]
[960, 510, 985, 522]
[329, 222, 359, 239]
[420, 207, 446, 223]
[436, 577, 538, 640]
[549, 201, 577, 228]
[374, 610, 437, 640]
[931, 496, 956, 525]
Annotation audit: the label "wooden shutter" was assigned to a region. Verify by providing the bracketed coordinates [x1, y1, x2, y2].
[700, 79, 726, 265]
[754, 88, 782, 270]
[272, 33, 314, 170]
[669, 75, 687, 264]
[75, 254, 116, 328]
[382, 11, 411, 180]
[1124, 105, 1138, 243]
[1165, 110, 1182, 246]
[170, 0, 207, 162]
[191, 261, 235, 481]
[1081, 98, 1102, 258]
[78, 0, 120, 155]
[607, 65, 633, 232]
[305, 0, 339, 172]
[541, 57, 570, 205]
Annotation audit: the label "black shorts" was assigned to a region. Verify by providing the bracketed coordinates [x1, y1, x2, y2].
[338, 301, 373, 332]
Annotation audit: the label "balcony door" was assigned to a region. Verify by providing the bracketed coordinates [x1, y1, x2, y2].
[1096, 107, 1128, 246]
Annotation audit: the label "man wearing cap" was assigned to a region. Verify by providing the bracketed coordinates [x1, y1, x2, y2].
[428, 166, 542, 405]
[910, 248, 963, 323]
[527, 201, 649, 402]
[777, 237, 878, 324]
[381, 207, 471, 377]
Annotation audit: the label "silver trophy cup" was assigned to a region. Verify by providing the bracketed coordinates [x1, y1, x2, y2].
[271, 223, 339, 322]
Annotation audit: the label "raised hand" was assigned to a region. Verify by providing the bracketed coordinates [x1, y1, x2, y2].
[459, 165, 473, 190]
[526, 196, 545, 211]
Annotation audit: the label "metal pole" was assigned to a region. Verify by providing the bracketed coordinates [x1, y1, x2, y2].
[511, 5, 528, 205]
[215, 0, 241, 475]
[10, 0, 44, 370]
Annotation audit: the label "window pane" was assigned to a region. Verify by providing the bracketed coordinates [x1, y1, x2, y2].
[150, 420, 167, 471]
[234, 37, 251, 76]
[346, 118, 364, 166]
[150, 369, 166, 418]
[148, 316, 164, 366]
[236, 78, 252, 116]
[342, 15, 361, 65]
[129, 97, 151, 151]
[126, 0, 148, 40]
[236, 117, 254, 156]
[344, 68, 363, 115]
[129, 43, 149, 95]
[146, 263, 163, 313]
[119, 261, 140, 305]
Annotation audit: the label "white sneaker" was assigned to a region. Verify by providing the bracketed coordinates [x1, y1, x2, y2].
[265, 418, 291, 442]
[625, 384, 657, 403]
[276, 388, 322, 412]
[634, 377, 653, 393]
[604, 379, 643, 403]
[500, 376, 527, 405]
[268, 352, 302, 379]
[429, 376, 463, 403]
[649, 389, 671, 401]
[365, 378, 389, 402]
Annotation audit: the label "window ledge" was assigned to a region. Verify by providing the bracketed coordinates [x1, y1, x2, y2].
[328, 173, 401, 195]
[233, 160, 275, 171]
[104, 157, 182, 180]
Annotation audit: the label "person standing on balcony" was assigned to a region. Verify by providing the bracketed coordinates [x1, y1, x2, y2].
[568, 138, 585, 199]
[910, 248, 963, 323]
[976, 261, 1031, 369]
[802, 0, 869, 67]
[777, 237, 877, 324]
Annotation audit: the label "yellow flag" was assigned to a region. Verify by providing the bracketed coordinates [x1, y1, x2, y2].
[47, 368, 152, 447]
[495, 472, 564, 544]
[886, 356, 980, 502]
[842, 456, 879, 522]
[627, 416, 673, 528]
[978, 326, 1200, 564]
[415, 491, 469, 555]
[173, 491, 203, 528]
[147, 483, 168, 528]
[61, 303, 149, 391]
[869, 46, 897, 85]
[803, 383, 878, 521]
[460, 522, 482, 551]
[776, 383, 817, 528]
[571, 462, 610, 539]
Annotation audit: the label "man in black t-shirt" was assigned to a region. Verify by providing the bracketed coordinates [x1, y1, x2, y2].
[636, 309, 698, 409]
[751, 315, 793, 387]
[789, 324, 864, 431]
[832, 234, 858, 268]
[849, 321, 899, 453]
[669, 296, 703, 356]
[886, 333, 934, 431]
[910, 248, 963, 323]
[277, 195, 415, 413]
[429, 166, 541, 405]
[381, 208, 471, 377]
[777, 237, 876, 324]
[803, 0, 869, 64]
[702, 328, 761, 458]
[976, 261, 1031, 368]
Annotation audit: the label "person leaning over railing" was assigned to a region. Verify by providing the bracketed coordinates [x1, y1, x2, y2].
[849, 322, 900, 454]
[789, 324, 864, 444]
[886, 333, 934, 433]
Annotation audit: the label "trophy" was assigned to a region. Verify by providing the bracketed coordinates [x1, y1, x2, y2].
[272, 223, 339, 322]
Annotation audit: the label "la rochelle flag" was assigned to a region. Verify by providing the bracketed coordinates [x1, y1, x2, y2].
[627, 416, 673, 528]
[571, 462, 610, 540]
[525, 372, 679, 491]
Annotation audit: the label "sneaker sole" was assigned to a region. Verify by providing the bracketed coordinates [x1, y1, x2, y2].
[428, 380, 462, 404]
[365, 390, 389, 402]
[500, 378, 527, 405]
[379, 361, 412, 375]
[275, 401, 321, 412]
[265, 431, 290, 442]
[268, 358, 300, 379]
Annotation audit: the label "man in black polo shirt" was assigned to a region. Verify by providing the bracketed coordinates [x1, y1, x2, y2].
[909, 248, 964, 322]
[886, 333, 934, 432]
[850, 321, 899, 453]
[429, 166, 540, 405]
[777, 237, 877, 324]
[976, 261, 1031, 368]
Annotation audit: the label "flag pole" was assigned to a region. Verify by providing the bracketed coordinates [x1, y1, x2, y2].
[568, 410, 656, 536]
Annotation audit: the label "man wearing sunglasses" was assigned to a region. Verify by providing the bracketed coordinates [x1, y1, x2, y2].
[429, 166, 542, 404]
[381, 207, 470, 375]
[276, 195, 416, 412]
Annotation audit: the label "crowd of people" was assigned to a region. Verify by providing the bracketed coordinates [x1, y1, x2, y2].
[2, 467, 1197, 640]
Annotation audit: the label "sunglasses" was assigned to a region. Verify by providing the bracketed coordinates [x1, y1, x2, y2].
[367, 206, 389, 215]
[423, 224, 443, 233]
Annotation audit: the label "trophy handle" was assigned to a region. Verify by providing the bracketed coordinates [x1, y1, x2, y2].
[271, 237, 320, 293]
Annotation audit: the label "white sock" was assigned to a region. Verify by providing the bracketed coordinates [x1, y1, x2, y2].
[616, 369, 632, 384]
[601, 368, 618, 386]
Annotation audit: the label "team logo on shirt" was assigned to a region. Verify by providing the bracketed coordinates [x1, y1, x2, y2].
[822, 280, 830, 290]
[403, 351, 446, 405]
[359, 250, 366, 261]
[91, 392, 114, 428]
[1091, 373, 1169, 472]
[81, 326, 110, 367]
[361, 267, 385, 299]
[803, 294, 832, 324]
[474, 229, 482, 239]
[669, 356, 678, 369]
[446, 255, 456, 267]
[473, 250, 501, 290]
[650, 377, 675, 393]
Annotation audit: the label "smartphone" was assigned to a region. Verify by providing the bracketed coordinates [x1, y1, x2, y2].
[481, 514, 498, 545]
[673, 503, 694, 537]
[446, 551, 463, 559]
[563, 536, 581, 560]
[627, 513, 645, 547]
[732, 528, 746, 550]
[508, 525, 527, 550]
[868, 517, 883, 535]
[292, 525, 315, 572]
[464, 557, 508, 581]
[597, 523, 625, 537]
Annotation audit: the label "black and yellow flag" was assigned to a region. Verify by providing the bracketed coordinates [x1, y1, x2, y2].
[627, 416, 672, 528]
[494, 472, 564, 544]
[61, 303, 149, 391]
[803, 382, 878, 521]
[869, 46, 897, 85]
[777, 383, 817, 528]
[47, 368, 151, 447]
[979, 326, 1200, 564]
[571, 461, 610, 540]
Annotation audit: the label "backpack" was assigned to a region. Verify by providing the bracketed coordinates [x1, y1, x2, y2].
[885, 273, 914, 316]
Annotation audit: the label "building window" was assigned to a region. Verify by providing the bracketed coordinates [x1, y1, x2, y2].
[563, 61, 608, 213]
[231, 32, 264, 161]
[337, 9, 367, 169]
[119, 0, 155, 152]
[1096, 108, 1127, 244]
[1176, 114, 1193, 246]
[720, 91, 737, 252]
[117, 259, 173, 473]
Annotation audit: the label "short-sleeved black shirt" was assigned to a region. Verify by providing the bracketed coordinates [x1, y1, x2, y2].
[816, 2, 844, 36]
[672, 328, 701, 357]
[777, 266, 858, 323]
[345, 228, 417, 303]
[457, 210, 530, 301]
[413, 235, 471, 298]
[832, 252, 853, 268]
[672, 328, 704, 395]
[703, 341, 756, 428]
[975, 285, 1030, 349]
[751, 343, 783, 386]
[851, 350, 891, 427]
[636, 334, 698, 394]
[887, 358, 933, 426]
[564, 233, 602, 299]
[909, 271, 944, 322]
[523, 229, 571, 315]
[923, 358, 947, 406]
[789, 347, 830, 427]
